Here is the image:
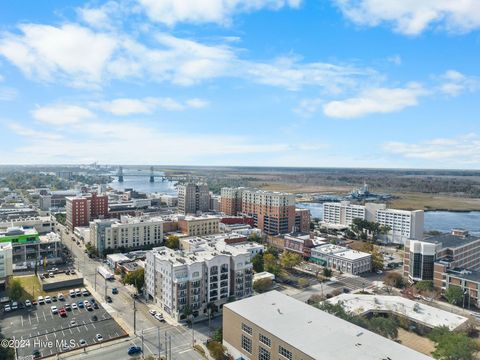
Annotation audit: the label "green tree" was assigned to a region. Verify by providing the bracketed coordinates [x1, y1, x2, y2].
[8, 278, 23, 301]
[253, 278, 273, 293]
[211, 327, 223, 343]
[252, 253, 264, 273]
[429, 326, 478, 360]
[383, 272, 405, 289]
[280, 251, 302, 270]
[123, 268, 145, 293]
[206, 341, 226, 360]
[444, 286, 463, 305]
[362, 242, 384, 271]
[55, 213, 66, 225]
[263, 253, 280, 276]
[165, 235, 180, 249]
[368, 317, 398, 339]
[415, 280, 434, 293]
[323, 268, 333, 278]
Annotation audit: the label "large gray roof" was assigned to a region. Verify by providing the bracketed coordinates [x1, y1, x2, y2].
[224, 291, 431, 360]
[422, 233, 480, 249]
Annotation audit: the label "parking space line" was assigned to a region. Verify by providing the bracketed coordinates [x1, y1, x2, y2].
[43, 312, 47, 321]
[69, 329, 73, 334]
[20, 316, 23, 327]
[28, 314, 32, 325]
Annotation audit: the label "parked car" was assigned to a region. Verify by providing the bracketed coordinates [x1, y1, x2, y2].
[75, 288, 81, 296]
[105, 296, 112, 303]
[32, 350, 41, 359]
[52, 296, 58, 302]
[91, 315, 98, 321]
[59, 308, 67, 317]
[81, 288, 89, 296]
[77, 301, 84, 308]
[32, 300, 38, 306]
[112, 288, 118, 294]
[127, 346, 142, 355]
[25, 300, 32, 307]
[4, 305, 11, 312]
[154, 313, 164, 322]
[93, 302, 99, 309]
[79, 339, 87, 346]
[11, 302, 18, 310]
[38, 296, 45, 305]
[70, 320, 77, 326]
[45, 296, 51, 303]
[51, 306, 58, 314]
[58, 293, 65, 301]
[69, 289, 76, 298]
[149, 309, 156, 316]
[96, 334, 103, 341]
[71, 303, 78, 310]
[64, 304, 71, 311]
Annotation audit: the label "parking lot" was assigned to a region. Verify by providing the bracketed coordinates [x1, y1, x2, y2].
[1, 288, 127, 359]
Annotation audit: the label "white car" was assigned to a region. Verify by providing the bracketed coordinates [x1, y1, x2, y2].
[45, 296, 52, 303]
[58, 293, 65, 301]
[11, 302, 18, 310]
[70, 320, 77, 326]
[83, 300, 90, 307]
[25, 300, 32, 307]
[71, 303, 78, 310]
[79, 339, 87, 346]
[51, 306, 58, 314]
[4, 305, 11, 312]
[95, 334, 103, 341]
[81, 288, 89, 296]
[154, 313, 164, 321]
[69, 289, 76, 297]
[149, 309, 156, 316]
[38, 296, 45, 304]
[75, 289, 81, 296]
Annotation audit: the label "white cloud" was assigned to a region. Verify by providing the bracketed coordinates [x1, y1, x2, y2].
[334, 0, 480, 35]
[31, 104, 95, 125]
[387, 55, 402, 65]
[7, 122, 63, 140]
[323, 83, 427, 118]
[6, 119, 290, 164]
[294, 98, 324, 117]
[92, 97, 209, 115]
[384, 133, 480, 164]
[245, 56, 372, 92]
[0, 24, 118, 87]
[138, 0, 301, 26]
[0, 22, 373, 94]
[185, 98, 209, 108]
[0, 87, 17, 101]
[438, 70, 479, 97]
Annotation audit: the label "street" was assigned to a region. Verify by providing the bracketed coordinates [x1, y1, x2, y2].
[53, 223, 211, 360]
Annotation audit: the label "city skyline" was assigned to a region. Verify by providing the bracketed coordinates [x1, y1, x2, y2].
[0, 1, 479, 168]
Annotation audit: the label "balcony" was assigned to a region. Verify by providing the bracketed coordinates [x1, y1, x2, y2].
[220, 267, 229, 274]
[220, 274, 228, 281]
[210, 283, 218, 290]
[210, 276, 218, 282]
[220, 280, 228, 288]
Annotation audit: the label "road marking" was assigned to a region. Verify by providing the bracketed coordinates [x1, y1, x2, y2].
[91, 323, 96, 329]
[28, 314, 32, 325]
[43, 312, 47, 321]
[36, 313, 39, 322]
[20, 315, 23, 326]
[178, 349, 192, 354]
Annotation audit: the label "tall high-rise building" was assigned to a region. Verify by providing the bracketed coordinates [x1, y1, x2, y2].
[241, 190, 295, 235]
[66, 192, 109, 229]
[322, 201, 424, 244]
[177, 183, 210, 214]
[220, 187, 245, 215]
[145, 243, 252, 322]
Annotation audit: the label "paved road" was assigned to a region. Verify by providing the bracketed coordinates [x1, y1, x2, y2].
[53, 223, 209, 360]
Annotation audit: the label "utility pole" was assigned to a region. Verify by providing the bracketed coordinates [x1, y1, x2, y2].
[169, 335, 172, 360]
[164, 332, 167, 359]
[94, 270, 97, 291]
[104, 278, 107, 300]
[133, 297, 137, 334]
[157, 326, 160, 357]
[141, 329, 144, 357]
[191, 315, 195, 347]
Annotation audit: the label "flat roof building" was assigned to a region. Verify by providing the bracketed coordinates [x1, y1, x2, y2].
[310, 243, 371, 275]
[223, 290, 431, 360]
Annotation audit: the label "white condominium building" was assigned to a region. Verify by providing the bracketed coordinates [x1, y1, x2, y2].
[322, 201, 424, 244]
[90, 216, 163, 255]
[310, 244, 371, 275]
[0, 242, 13, 280]
[145, 243, 253, 322]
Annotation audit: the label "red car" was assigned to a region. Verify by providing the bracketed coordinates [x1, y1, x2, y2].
[59, 308, 67, 317]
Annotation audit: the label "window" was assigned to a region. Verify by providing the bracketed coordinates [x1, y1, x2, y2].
[241, 335, 252, 354]
[259, 333, 271, 347]
[279, 346, 292, 360]
[242, 323, 252, 335]
[258, 346, 270, 360]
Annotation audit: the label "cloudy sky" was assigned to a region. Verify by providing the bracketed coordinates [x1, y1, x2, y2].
[0, 0, 479, 168]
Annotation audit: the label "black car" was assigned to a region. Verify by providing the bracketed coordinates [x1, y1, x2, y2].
[105, 296, 112, 303]
[33, 350, 41, 359]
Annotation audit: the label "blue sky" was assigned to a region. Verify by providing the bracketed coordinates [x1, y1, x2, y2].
[0, 0, 479, 168]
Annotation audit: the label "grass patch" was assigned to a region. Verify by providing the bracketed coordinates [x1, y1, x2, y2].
[12, 275, 60, 301]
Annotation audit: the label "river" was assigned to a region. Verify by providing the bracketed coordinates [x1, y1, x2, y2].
[108, 172, 177, 195]
[296, 203, 480, 235]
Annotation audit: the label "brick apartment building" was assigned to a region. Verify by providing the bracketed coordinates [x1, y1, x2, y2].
[66, 193, 108, 229]
[404, 229, 480, 307]
[220, 187, 245, 215]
